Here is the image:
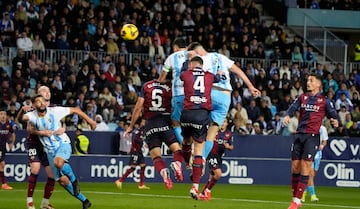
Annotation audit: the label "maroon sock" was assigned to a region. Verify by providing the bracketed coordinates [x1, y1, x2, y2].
[0, 171, 5, 184]
[173, 150, 184, 163]
[181, 144, 192, 164]
[27, 173, 38, 197]
[207, 176, 218, 190]
[139, 166, 145, 186]
[153, 156, 166, 173]
[191, 156, 203, 184]
[119, 167, 135, 182]
[291, 173, 300, 197]
[44, 178, 55, 199]
[295, 175, 309, 199]
[201, 179, 211, 193]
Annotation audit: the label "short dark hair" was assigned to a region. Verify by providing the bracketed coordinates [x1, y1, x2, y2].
[187, 42, 202, 51]
[31, 94, 43, 103]
[309, 72, 323, 81]
[190, 56, 203, 65]
[173, 38, 186, 48]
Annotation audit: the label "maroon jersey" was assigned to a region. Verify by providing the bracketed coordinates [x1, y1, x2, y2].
[286, 93, 339, 134]
[141, 80, 172, 120]
[0, 121, 13, 148]
[130, 127, 144, 154]
[181, 67, 215, 111]
[211, 129, 233, 156]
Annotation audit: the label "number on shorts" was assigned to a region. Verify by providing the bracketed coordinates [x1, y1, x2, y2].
[193, 76, 205, 93]
[132, 155, 138, 161]
[28, 148, 37, 157]
[151, 89, 163, 108]
[209, 157, 218, 166]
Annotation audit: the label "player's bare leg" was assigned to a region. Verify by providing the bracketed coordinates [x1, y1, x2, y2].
[200, 168, 221, 201]
[150, 147, 172, 190]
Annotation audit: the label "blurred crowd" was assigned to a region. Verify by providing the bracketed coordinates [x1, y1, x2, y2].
[0, 0, 359, 137]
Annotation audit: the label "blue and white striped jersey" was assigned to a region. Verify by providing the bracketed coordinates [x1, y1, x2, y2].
[25, 106, 71, 155]
[162, 50, 188, 96]
[201, 52, 234, 91]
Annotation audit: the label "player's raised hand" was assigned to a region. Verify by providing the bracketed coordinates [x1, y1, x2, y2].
[249, 86, 261, 97]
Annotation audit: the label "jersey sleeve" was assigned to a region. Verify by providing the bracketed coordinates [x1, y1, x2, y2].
[325, 98, 341, 124]
[219, 54, 235, 70]
[286, 95, 301, 117]
[162, 55, 173, 73]
[139, 85, 145, 98]
[54, 106, 71, 120]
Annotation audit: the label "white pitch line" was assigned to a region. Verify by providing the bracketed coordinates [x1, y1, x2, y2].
[86, 190, 360, 209]
[4, 189, 359, 209]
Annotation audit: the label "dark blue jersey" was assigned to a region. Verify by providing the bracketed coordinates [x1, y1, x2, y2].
[130, 127, 144, 154]
[286, 93, 339, 134]
[211, 129, 233, 156]
[0, 121, 13, 148]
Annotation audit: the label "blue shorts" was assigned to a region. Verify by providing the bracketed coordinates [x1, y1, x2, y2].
[171, 95, 184, 122]
[312, 150, 322, 171]
[47, 142, 72, 181]
[210, 89, 231, 127]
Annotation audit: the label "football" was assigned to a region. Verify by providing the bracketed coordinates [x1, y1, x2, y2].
[120, 24, 139, 41]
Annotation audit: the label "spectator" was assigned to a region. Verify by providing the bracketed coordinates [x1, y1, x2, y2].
[336, 83, 351, 100]
[106, 35, 119, 54]
[247, 99, 261, 122]
[230, 118, 247, 135]
[74, 128, 90, 155]
[119, 123, 132, 155]
[291, 46, 304, 62]
[323, 73, 339, 94]
[303, 45, 316, 63]
[290, 80, 304, 101]
[351, 105, 360, 121]
[244, 119, 254, 135]
[251, 122, 267, 135]
[343, 113, 354, 130]
[335, 93, 353, 111]
[94, 114, 109, 131]
[32, 34, 45, 51]
[338, 105, 350, 125]
[149, 38, 165, 61]
[348, 122, 360, 137]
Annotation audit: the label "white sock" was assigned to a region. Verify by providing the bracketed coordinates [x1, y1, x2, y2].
[27, 197, 33, 204]
[41, 198, 49, 206]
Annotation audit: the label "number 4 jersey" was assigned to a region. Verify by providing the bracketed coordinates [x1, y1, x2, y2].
[141, 80, 172, 120]
[181, 67, 217, 111]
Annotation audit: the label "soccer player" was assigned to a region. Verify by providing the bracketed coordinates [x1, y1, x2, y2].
[18, 86, 56, 209]
[180, 56, 220, 199]
[0, 108, 15, 190]
[124, 78, 185, 190]
[301, 125, 328, 203]
[158, 38, 188, 145]
[115, 119, 150, 190]
[282, 73, 340, 209]
[20, 95, 97, 209]
[186, 42, 260, 161]
[199, 118, 233, 201]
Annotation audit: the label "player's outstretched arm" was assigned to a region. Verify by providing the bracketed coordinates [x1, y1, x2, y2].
[230, 64, 260, 97]
[70, 107, 97, 130]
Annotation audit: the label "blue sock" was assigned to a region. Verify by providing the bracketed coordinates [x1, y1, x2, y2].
[308, 185, 315, 196]
[202, 140, 214, 159]
[65, 183, 86, 201]
[174, 126, 183, 144]
[61, 163, 76, 182]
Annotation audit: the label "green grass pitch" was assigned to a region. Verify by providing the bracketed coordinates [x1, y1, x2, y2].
[0, 182, 359, 209]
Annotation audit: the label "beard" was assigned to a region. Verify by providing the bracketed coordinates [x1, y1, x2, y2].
[38, 107, 46, 113]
